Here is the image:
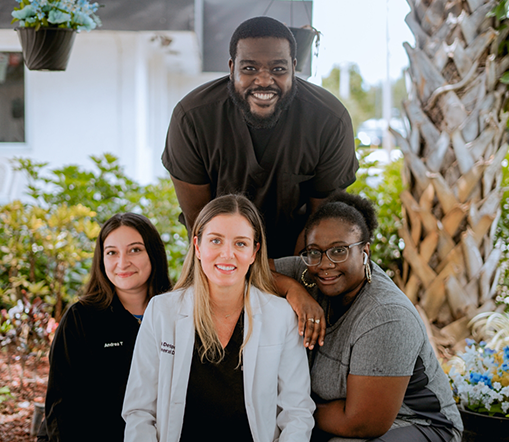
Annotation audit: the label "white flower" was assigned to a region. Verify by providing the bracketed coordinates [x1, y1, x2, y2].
[446, 341, 509, 416]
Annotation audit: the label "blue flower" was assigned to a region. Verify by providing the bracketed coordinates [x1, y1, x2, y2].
[470, 372, 493, 388]
[48, 10, 71, 24]
[74, 12, 96, 31]
[466, 338, 476, 346]
[11, 5, 36, 20]
[12, 0, 101, 31]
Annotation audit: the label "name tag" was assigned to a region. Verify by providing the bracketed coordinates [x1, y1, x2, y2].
[160, 341, 175, 355]
[104, 341, 123, 348]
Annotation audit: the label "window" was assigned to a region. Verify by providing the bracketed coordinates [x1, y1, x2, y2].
[0, 52, 24, 143]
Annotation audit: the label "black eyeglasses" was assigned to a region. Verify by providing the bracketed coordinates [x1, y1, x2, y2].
[300, 241, 365, 266]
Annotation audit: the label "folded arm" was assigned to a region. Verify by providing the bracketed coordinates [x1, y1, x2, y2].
[314, 374, 410, 438]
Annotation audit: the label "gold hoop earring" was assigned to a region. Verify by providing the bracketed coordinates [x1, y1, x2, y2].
[365, 261, 372, 284]
[300, 269, 316, 288]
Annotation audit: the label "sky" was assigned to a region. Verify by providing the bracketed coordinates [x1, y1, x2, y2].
[311, 0, 415, 86]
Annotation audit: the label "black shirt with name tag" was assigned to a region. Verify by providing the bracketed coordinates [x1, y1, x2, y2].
[41, 295, 140, 442]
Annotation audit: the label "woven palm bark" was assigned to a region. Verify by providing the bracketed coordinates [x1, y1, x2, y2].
[392, 0, 508, 356]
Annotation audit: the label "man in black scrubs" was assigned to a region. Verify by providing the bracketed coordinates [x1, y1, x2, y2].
[162, 16, 358, 258]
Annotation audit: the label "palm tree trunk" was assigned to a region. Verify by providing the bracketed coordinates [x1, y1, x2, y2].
[393, 0, 508, 357]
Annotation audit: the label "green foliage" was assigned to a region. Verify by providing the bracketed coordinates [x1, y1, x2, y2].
[139, 179, 188, 283]
[322, 65, 374, 132]
[12, 154, 142, 224]
[321, 64, 408, 133]
[489, 1, 509, 124]
[495, 153, 509, 309]
[0, 386, 13, 406]
[347, 148, 405, 278]
[0, 200, 99, 319]
[489, 0, 509, 21]
[1, 154, 188, 318]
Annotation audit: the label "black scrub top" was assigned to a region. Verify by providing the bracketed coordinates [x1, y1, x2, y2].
[164, 76, 358, 258]
[179, 315, 253, 442]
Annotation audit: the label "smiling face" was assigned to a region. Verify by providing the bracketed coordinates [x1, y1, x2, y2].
[306, 218, 369, 305]
[103, 225, 152, 299]
[228, 37, 296, 128]
[194, 213, 259, 296]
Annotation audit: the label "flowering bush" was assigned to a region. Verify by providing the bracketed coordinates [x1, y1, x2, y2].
[446, 339, 509, 417]
[11, 0, 101, 32]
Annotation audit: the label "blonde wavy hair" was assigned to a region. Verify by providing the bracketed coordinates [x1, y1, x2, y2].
[173, 194, 277, 364]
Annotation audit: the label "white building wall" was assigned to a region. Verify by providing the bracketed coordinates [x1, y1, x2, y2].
[0, 28, 224, 203]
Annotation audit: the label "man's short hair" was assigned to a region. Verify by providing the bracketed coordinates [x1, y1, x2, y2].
[229, 16, 297, 61]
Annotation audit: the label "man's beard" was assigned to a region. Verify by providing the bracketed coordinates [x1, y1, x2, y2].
[227, 78, 297, 129]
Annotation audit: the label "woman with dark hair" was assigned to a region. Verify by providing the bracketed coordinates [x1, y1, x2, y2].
[40, 213, 171, 442]
[122, 194, 314, 442]
[272, 191, 463, 442]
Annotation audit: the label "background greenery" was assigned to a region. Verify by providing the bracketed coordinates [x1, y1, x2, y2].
[0, 154, 188, 321]
[3, 149, 508, 320]
[321, 64, 408, 133]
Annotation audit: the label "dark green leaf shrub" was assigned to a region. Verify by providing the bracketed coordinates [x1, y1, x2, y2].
[1, 154, 188, 317]
[347, 148, 405, 280]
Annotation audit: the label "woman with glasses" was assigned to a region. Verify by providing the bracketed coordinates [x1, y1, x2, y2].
[272, 191, 463, 442]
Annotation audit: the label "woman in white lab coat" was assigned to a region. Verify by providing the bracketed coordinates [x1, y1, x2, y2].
[122, 194, 314, 442]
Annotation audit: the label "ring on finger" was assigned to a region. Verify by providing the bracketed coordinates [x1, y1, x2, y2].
[307, 318, 315, 323]
[315, 319, 321, 324]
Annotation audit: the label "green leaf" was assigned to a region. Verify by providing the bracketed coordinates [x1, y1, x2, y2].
[500, 71, 509, 84]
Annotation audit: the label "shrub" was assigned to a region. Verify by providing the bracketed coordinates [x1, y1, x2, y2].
[0, 201, 98, 320]
[347, 148, 405, 280]
[495, 154, 509, 309]
[1, 154, 188, 318]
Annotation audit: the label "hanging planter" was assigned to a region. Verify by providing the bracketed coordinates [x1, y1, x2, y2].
[11, 0, 101, 72]
[15, 27, 76, 71]
[289, 26, 320, 72]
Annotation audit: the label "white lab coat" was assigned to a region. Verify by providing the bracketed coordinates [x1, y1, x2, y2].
[122, 286, 315, 442]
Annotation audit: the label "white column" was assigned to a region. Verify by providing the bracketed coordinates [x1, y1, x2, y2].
[134, 34, 153, 185]
[339, 62, 350, 100]
[382, 0, 393, 151]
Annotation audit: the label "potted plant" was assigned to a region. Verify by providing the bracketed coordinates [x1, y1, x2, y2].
[445, 311, 509, 441]
[11, 0, 101, 71]
[289, 25, 320, 72]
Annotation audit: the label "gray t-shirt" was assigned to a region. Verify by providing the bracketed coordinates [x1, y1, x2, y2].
[274, 257, 463, 432]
